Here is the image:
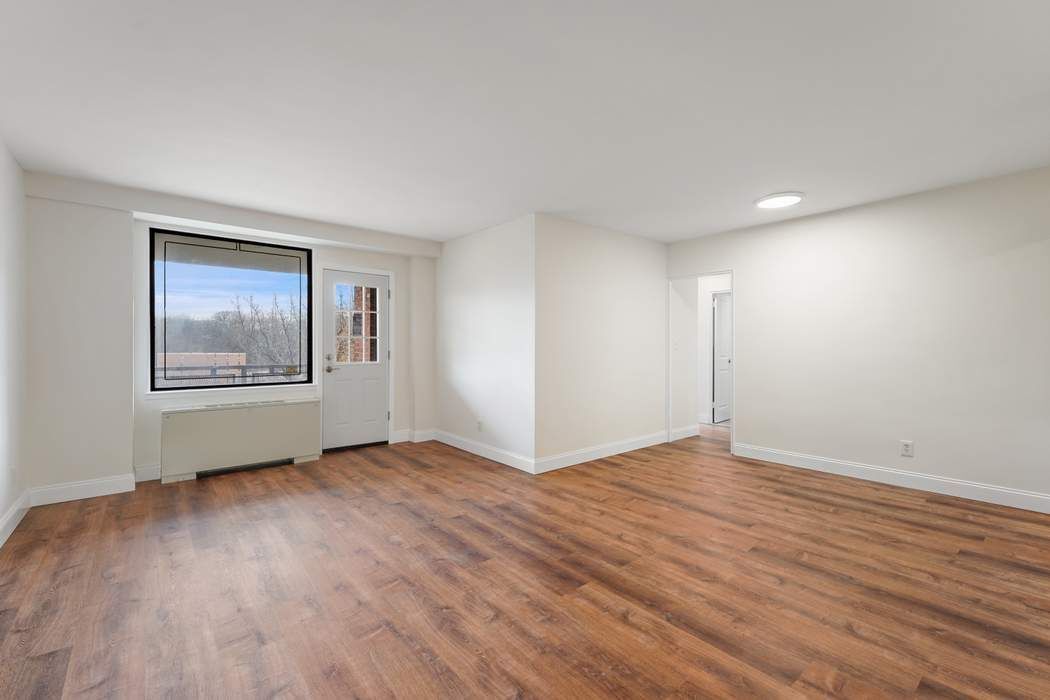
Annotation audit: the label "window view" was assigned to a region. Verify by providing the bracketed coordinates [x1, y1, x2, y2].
[334, 283, 380, 363]
[151, 229, 311, 390]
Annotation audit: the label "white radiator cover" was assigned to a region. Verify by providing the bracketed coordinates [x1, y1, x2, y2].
[160, 399, 321, 483]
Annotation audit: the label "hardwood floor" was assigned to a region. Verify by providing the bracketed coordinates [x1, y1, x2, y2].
[3, 428, 1050, 698]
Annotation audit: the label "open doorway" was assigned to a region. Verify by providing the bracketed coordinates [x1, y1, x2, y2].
[711, 290, 733, 425]
[698, 273, 732, 428]
[668, 271, 733, 446]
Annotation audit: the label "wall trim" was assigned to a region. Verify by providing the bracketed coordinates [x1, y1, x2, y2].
[389, 429, 412, 444]
[534, 431, 668, 474]
[735, 443, 1050, 515]
[28, 473, 136, 507]
[412, 429, 437, 442]
[135, 464, 161, 482]
[433, 431, 535, 473]
[670, 424, 700, 441]
[0, 491, 29, 550]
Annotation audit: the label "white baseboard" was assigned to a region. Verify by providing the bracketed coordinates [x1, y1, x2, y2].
[28, 472, 136, 507]
[534, 431, 668, 474]
[670, 424, 700, 441]
[412, 429, 437, 442]
[135, 464, 161, 482]
[0, 490, 29, 550]
[434, 429, 673, 476]
[735, 443, 1050, 515]
[391, 429, 437, 444]
[432, 431, 535, 473]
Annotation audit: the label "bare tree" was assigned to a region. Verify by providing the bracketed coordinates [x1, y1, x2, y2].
[226, 294, 303, 367]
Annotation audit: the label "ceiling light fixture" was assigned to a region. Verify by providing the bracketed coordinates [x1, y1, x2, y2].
[755, 192, 804, 209]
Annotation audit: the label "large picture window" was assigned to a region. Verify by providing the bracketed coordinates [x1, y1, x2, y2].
[150, 228, 312, 391]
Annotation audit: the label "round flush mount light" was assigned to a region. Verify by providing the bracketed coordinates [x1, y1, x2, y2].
[755, 191, 804, 209]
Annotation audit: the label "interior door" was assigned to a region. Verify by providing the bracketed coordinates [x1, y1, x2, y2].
[713, 291, 733, 424]
[323, 270, 389, 449]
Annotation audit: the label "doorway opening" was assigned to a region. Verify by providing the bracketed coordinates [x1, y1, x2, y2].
[668, 271, 733, 447]
[699, 273, 732, 428]
[711, 290, 733, 426]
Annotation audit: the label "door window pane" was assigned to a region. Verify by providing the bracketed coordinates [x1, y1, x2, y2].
[336, 337, 348, 363]
[350, 337, 364, 363]
[334, 283, 380, 365]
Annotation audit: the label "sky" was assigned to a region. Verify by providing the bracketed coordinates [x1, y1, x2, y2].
[158, 261, 304, 319]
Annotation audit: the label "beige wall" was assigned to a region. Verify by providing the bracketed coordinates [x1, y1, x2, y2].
[534, 214, 667, 459]
[0, 140, 26, 520]
[436, 215, 536, 460]
[24, 197, 134, 488]
[669, 165, 1050, 498]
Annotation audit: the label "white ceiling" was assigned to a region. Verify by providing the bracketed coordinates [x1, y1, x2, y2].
[2, 1, 1050, 242]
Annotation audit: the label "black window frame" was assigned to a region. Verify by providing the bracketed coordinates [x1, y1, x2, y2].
[149, 227, 313, 392]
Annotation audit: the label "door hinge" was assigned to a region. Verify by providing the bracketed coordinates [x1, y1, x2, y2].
[387, 411, 391, 421]
[387, 349, 391, 359]
[387, 289, 391, 299]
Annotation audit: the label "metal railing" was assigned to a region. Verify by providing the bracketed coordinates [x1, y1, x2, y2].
[155, 364, 303, 379]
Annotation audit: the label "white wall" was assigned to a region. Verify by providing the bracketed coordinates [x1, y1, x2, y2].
[16, 178, 438, 493]
[668, 278, 698, 437]
[668, 165, 1050, 506]
[24, 197, 135, 489]
[697, 273, 732, 424]
[0, 140, 26, 523]
[436, 215, 536, 461]
[131, 220, 429, 474]
[534, 214, 667, 459]
[409, 255, 437, 435]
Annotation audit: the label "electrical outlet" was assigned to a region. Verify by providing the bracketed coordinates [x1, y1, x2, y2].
[900, 440, 915, 458]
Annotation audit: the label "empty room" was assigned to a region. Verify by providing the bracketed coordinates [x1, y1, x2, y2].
[2, 2, 1050, 697]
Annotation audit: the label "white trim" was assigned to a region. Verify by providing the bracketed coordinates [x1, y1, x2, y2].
[0, 491, 29, 550]
[135, 464, 161, 482]
[432, 431, 535, 473]
[389, 429, 412, 444]
[27, 473, 136, 507]
[735, 444, 1050, 515]
[533, 431, 668, 474]
[412, 429, 437, 442]
[143, 382, 319, 401]
[670, 424, 700, 441]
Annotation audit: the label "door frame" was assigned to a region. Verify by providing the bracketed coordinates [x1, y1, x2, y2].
[666, 269, 735, 455]
[320, 266, 396, 447]
[711, 290, 733, 425]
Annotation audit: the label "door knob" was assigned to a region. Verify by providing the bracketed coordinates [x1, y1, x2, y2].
[325, 366, 335, 373]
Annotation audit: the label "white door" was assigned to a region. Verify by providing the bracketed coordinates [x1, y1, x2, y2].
[323, 270, 390, 449]
[713, 291, 733, 424]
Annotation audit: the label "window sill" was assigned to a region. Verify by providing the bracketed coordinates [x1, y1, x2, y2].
[141, 382, 319, 402]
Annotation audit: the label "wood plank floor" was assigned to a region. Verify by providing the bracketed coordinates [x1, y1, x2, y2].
[3, 427, 1050, 698]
